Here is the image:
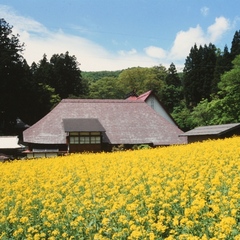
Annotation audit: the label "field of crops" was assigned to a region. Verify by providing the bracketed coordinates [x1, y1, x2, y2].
[1, 137, 240, 239]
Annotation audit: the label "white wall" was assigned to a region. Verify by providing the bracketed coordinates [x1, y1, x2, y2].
[145, 96, 176, 126]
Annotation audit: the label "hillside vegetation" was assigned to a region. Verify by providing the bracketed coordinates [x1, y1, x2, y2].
[1, 137, 240, 239]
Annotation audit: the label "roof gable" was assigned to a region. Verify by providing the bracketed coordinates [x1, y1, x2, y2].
[127, 90, 178, 127]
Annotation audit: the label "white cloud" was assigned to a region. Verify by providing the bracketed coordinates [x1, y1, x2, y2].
[207, 17, 230, 42]
[169, 17, 230, 61]
[118, 48, 137, 56]
[144, 46, 167, 59]
[169, 25, 206, 60]
[201, 7, 209, 17]
[0, 5, 232, 71]
[0, 5, 160, 71]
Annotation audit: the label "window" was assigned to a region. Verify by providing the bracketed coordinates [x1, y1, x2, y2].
[69, 132, 101, 144]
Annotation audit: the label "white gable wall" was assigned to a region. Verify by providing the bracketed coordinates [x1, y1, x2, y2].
[145, 95, 176, 126]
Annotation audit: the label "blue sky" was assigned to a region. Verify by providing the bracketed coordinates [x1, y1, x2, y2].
[1, 0, 240, 71]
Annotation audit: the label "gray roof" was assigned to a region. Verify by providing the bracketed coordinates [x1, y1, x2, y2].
[23, 99, 186, 145]
[63, 118, 106, 132]
[180, 123, 240, 136]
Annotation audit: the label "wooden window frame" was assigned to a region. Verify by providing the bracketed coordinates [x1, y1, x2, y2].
[69, 132, 101, 144]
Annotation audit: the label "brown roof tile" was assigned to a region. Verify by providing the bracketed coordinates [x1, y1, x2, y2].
[23, 99, 186, 145]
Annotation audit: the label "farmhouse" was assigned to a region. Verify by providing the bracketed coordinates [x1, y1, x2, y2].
[179, 123, 240, 143]
[23, 93, 186, 157]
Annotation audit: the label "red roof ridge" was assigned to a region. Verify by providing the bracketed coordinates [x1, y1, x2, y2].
[137, 90, 152, 100]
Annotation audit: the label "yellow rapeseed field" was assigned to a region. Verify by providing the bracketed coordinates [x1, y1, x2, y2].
[1, 137, 240, 239]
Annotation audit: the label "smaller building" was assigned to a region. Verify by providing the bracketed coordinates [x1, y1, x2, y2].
[0, 136, 24, 160]
[179, 123, 240, 143]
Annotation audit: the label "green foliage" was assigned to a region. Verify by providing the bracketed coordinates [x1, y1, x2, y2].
[49, 52, 84, 98]
[171, 101, 193, 131]
[183, 44, 217, 108]
[188, 98, 219, 127]
[112, 144, 125, 152]
[89, 77, 123, 99]
[230, 30, 240, 59]
[187, 55, 240, 128]
[132, 144, 152, 150]
[0, 19, 31, 132]
[117, 67, 148, 94]
[216, 55, 240, 122]
[82, 70, 122, 82]
[161, 63, 183, 112]
[116, 66, 167, 99]
[212, 45, 232, 94]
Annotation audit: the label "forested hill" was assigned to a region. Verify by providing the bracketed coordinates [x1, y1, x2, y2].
[82, 70, 122, 82]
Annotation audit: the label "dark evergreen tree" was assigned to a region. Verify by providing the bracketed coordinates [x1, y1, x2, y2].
[29, 60, 60, 123]
[230, 30, 240, 60]
[183, 43, 217, 108]
[32, 54, 52, 84]
[161, 63, 183, 112]
[212, 45, 232, 94]
[0, 18, 28, 133]
[49, 52, 84, 99]
[165, 63, 182, 87]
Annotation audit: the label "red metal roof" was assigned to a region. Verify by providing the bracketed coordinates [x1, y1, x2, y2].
[126, 90, 152, 101]
[136, 90, 152, 101]
[23, 99, 186, 146]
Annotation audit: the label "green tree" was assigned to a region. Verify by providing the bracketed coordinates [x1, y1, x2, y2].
[171, 101, 192, 131]
[212, 45, 232, 94]
[188, 98, 217, 127]
[230, 30, 240, 60]
[117, 66, 167, 99]
[144, 65, 167, 98]
[189, 55, 240, 126]
[49, 52, 85, 98]
[0, 18, 29, 133]
[161, 63, 183, 112]
[27, 56, 61, 123]
[31, 54, 52, 84]
[216, 54, 240, 122]
[183, 43, 217, 108]
[89, 77, 123, 99]
[117, 67, 147, 95]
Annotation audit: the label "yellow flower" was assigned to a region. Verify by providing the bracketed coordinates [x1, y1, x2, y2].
[13, 227, 23, 237]
[20, 216, 29, 223]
